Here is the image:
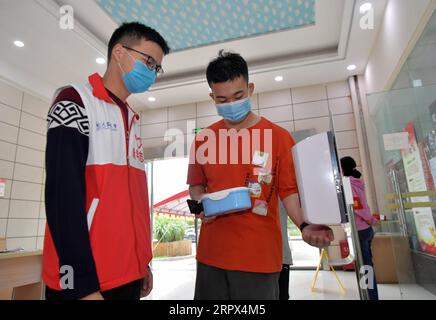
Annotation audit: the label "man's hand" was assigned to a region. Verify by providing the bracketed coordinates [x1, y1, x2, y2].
[80, 291, 104, 300]
[140, 267, 153, 299]
[197, 212, 216, 223]
[302, 224, 334, 248]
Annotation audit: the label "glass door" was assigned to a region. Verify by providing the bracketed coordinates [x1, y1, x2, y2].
[367, 84, 436, 300]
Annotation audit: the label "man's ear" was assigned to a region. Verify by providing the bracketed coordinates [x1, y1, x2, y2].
[112, 43, 124, 64]
[248, 82, 255, 96]
[209, 92, 215, 101]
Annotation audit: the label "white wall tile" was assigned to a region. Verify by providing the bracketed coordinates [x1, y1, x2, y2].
[168, 119, 196, 135]
[250, 95, 259, 110]
[15, 146, 44, 168]
[258, 89, 292, 109]
[292, 84, 327, 104]
[333, 114, 356, 132]
[336, 131, 359, 149]
[13, 163, 43, 184]
[196, 115, 221, 128]
[21, 93, 49, 119]
[329, 97, 353, 115]
[0, 160, 14, 180]
[6, 237, 36, 251]
[9, 200, 40, 219]
[168, 103, 196, 121]
[0, 103, 21, 126]
[293, 100, 329, 120]
[275, 121, 294, 133]
[37, 236, 44, 250]
[0, 122, 19, 143]
[6, 219, 38, 238]
[0, 80, 22, 109]
[39, 201, 46, 219]
[338, 148, 362, 166]
[0, 219, 6, 237]
[0, 140, 16, 162]
[326, 81, 350, 99]
[20, 112, 47, 135]
[0, 199, 9, 218]
[141, 107, 168, 125]
[294, 117, 331, 133]
[11, 181, 42, 201]
[259, 105, 293, 122]
[196, 100, 216, 117]
[18, 129, 46, 151]
[142, 138, 167, 149]
[40, 185, 45, 201]
[37, 219, 46, 236]
[141, 122, 168, 139]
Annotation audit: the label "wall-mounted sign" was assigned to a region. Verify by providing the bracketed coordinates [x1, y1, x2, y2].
[383, 132, 409, 151]
[401, 123, 436, 256]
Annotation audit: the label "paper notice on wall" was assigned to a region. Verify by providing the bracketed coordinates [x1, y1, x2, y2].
[0, 178, 5, 197]
[401, 123, 436, 255]
[383, 132, 409, 151]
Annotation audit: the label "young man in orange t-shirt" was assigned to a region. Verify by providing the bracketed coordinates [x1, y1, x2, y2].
[187, 51, 334, 300]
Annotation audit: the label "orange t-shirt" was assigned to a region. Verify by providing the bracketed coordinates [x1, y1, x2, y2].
[187, 117, 298, 273]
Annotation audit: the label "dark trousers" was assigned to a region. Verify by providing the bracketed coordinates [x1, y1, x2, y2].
[358, 227, 379, 300]
[45, 279, 142, 300]
[278, 264, 290, 300]
[194, 262, 280, 300]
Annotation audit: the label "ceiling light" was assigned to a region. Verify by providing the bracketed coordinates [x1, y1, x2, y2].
[96, 58, 106, 65]
[360, 2, 372, 13]
[14, 40, 24, 48]
[347, 64, 357, 71]
[275, 76, 284, 82]
[148, 97, 156, 102]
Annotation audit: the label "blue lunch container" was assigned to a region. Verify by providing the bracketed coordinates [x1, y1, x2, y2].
[201, 187, 252, 217]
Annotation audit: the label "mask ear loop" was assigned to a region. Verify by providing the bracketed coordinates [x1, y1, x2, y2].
[118, 49, 134, 74]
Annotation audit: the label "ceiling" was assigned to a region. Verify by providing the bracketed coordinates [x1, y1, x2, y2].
[96, 0, 316, 52]
[0, 0, 388, 110]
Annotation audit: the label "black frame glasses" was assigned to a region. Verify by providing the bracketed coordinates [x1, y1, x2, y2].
[122, 45, 164, 75]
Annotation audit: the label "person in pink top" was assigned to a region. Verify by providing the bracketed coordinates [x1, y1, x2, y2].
[340, 156, 379, 300]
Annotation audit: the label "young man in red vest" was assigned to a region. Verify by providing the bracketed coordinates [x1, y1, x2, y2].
[43, 22, 169, 300]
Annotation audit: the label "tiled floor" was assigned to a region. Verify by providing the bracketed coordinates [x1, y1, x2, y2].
[143, 256, 436, 300]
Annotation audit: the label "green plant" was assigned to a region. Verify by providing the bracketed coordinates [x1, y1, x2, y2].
[154, 216, 187, 243]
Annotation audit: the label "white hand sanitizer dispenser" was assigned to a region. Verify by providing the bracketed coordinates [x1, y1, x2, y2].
[292, 131, 348, 225]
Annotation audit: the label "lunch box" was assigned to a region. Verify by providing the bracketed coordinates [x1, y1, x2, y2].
[201, 187, 251, 217]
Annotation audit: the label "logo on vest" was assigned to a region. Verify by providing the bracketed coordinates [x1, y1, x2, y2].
[96, 121, 118, 131]
[132, 134, 144, 163]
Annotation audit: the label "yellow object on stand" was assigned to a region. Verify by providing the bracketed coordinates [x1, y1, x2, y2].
[311, 248, 345, 292]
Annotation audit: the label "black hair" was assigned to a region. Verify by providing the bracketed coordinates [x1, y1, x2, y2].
[107, 22, 170, 62]
[206, 50, 249, 86]
[340, 156, 362, 179]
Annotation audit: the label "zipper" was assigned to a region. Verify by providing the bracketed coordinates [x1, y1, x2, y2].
[116, 104, 142, 274]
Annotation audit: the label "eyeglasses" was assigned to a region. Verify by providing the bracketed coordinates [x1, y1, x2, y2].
[122, 45, 164, 75]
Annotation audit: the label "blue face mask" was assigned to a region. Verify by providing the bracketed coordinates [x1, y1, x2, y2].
[120, 53, 156, 94]
[216, 97, 252, 123]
